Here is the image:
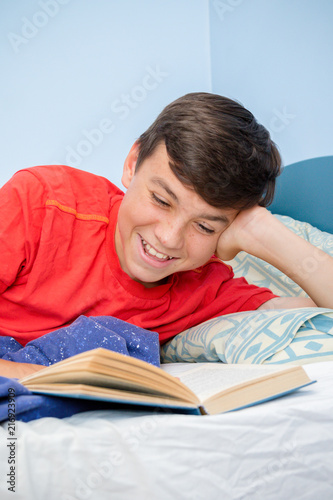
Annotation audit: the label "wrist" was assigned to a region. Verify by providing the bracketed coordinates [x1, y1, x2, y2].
[235, 208, 278, 258]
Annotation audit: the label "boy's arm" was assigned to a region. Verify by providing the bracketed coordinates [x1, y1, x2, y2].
[0, 170, 45, 293]
[0, 360, 45, 378]
[216, 206, 333, 309]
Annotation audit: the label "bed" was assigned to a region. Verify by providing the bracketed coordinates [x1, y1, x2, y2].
[1, 157, 333, 500]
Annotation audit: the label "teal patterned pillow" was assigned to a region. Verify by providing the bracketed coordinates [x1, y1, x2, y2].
[161, 216, 333, 366]
[161, 308, 333, 365]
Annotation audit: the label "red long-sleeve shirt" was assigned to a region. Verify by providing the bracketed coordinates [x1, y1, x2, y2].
[0, 165, 275, 345]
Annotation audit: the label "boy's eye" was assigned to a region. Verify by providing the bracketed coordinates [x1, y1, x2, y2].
[151, 193, 170, 207]
[151, 192, 215, 234]
[197, 223, 215, 234]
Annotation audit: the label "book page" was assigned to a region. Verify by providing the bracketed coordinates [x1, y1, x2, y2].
[162, 363, 290, 401]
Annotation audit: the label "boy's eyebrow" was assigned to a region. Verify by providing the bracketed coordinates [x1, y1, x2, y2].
[151, 177, 230, 225]
[151, 177, 179, 202]
[199, 213, 230, 225]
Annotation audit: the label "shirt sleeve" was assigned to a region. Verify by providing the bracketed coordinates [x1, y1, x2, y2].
[184, 258, 278, 316]
[217, 274, 278, 311]
[0, 170, 45, 293]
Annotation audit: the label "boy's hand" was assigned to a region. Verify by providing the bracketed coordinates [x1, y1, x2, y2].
[216, 204, 333, 310]
[216, 205, 270, 261]
[0, 360, 45, 379]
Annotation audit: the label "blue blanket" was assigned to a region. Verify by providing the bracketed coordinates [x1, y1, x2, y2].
[0, 316, 160, 422]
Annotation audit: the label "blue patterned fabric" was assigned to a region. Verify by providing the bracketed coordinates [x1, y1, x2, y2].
[0, 316, 160, 423]
[0, 315, 160, 367]
[0, 376, 113, 423]
[161, 308, 333, 365]
[161, 216, 333, 366]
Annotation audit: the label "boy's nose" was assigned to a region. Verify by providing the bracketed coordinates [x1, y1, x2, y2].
[154, 220, 184, 251]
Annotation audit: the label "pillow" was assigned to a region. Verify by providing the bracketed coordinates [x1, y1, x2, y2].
[161, 215, 333, 366]
[160, 308, 333, 366]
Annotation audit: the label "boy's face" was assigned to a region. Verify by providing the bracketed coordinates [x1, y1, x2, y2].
[115, 142, 239, 287]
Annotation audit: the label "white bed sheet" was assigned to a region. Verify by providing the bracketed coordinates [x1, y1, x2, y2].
[1, 361, 333, 500]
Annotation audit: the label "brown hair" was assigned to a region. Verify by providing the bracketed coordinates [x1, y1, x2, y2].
[135, 92, 281, 210]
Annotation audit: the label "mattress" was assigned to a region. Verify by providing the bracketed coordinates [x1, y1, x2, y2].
[1, 360, 333, 500]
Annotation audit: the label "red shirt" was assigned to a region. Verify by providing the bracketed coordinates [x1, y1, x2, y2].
[0, 165, 275, 345]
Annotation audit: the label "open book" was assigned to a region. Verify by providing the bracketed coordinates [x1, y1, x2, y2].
[20, 348, 314, 415]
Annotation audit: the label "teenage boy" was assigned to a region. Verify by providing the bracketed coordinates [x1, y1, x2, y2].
[1, 93, 332, 377]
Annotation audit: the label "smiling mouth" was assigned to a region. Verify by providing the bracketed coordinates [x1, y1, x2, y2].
[141, 237, 174, 261]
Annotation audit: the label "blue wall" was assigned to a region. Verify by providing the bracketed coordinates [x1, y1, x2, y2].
[209, 0, 333, 167]
[1, 0, 332, 189]
[0, 0, 211, 188]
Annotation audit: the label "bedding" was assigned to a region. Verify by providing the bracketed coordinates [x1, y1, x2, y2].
[161, 307, 333, 365]
[1, 360, 333, 499]
[161, 215, 333, 366]
[0, 213, 333, 499]
[0, 316, 160, 422]
[0, 315, 160, 367]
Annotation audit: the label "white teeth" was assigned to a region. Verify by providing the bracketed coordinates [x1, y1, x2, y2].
[142, 239, 171, 260]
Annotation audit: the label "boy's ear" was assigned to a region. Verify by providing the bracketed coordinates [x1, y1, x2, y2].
[121, 142, 139, 189]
